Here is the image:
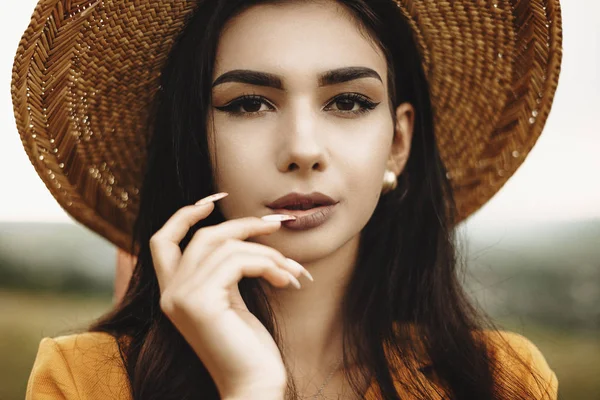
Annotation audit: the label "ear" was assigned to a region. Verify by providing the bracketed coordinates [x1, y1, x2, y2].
[387, 102, 415, 176]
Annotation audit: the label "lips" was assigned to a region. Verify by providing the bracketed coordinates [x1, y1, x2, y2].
[266, 192, 337, 211]
[268, 204, 332, 217]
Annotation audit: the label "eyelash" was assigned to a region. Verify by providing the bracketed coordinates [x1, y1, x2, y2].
[215, 93, 380, 117]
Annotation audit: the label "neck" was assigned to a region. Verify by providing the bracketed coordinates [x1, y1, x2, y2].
[260, 233, 360, 376]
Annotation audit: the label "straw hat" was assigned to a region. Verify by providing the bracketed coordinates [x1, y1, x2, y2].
[11, 0, 563, 252]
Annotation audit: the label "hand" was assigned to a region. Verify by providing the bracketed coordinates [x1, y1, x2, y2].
[149, 193, 312, 398]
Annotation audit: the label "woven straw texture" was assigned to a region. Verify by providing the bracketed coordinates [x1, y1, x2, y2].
[11, 0, 563, 252]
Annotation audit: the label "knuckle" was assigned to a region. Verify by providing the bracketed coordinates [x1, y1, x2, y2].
[238, 241, 285, 265]
[149, 232, 161, 244]
[159, 287, 217, 323]
[192, 227, 210, 243]
[149, 233, 163, 251]
[195, 225, 222, 244]
[163, 292, 194, 317]
[264, 258, 279, 271]
[222, 238, 237, 248]
[248, 242, 285, 263]
[223, 253, 255, 275]
[222, 252, 242, 266]
[265, 246, 285, 261]
[247, 254, 276, 271]
[213, 237, 241, 256]
[174, 205, 193, 218]
[159, 292, 174, 314]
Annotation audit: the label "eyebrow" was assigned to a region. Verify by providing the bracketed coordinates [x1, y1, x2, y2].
[211, 67, 383, 89]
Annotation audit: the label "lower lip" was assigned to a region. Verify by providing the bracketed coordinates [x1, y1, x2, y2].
[269, 204, 338, 231]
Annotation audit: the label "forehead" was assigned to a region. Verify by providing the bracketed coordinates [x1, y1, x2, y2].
[213, 1, 388, 83]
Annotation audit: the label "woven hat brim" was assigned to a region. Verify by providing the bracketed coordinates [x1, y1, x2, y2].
[11, 0, 562, 252]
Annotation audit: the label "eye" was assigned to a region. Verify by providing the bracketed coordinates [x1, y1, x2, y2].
[324, 93, 380, 115]
[215, 95, 275, 116]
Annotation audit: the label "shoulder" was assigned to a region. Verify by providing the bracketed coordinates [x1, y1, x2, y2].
[482, 330, 554, 372]
[26, 332, 131, 399]
[481, 330, 559, 399]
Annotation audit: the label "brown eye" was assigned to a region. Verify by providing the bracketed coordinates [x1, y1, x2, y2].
[215, 95, 275, 116]
[335, 98, 356, 111]
[324, 93, 380, 115]
[240, 98, 263, 113]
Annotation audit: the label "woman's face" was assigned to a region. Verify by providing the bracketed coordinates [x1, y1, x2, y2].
[208, 0, 412, 263]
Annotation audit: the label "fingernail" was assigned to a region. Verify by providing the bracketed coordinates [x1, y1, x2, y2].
[261, 214, 297, 222]
[196, 192, 228, 205]
[285, 271, 302, 289]
[286, 258, 314, 282]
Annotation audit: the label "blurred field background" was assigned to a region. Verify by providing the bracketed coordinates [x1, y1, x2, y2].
[1, 220, 599, 399]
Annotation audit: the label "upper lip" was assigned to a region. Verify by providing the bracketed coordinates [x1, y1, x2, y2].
[267, 192, 337, 209]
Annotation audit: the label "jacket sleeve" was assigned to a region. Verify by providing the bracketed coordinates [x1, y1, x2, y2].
[524, 336, 558, 399]
[25, 337, 81, 399]
[500, 331, 559, 399]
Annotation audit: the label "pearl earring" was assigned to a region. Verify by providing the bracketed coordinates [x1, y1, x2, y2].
[381, 169, 398, 194]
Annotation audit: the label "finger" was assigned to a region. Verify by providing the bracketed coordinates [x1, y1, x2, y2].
[177, 241, 278, 290]
[176, 251, 292, 301]
[203, 253, 302, 294]
[150, 201, 217, 291]
[217, 241, 311, 281]
[179, 216, 286, 269]
[180, 239, 311, 286]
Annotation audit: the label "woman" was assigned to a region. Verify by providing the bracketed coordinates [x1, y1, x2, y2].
[13, 0, 562, 399]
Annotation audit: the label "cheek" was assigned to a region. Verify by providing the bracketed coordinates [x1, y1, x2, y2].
[210, 118, 263, 187]
[344, 146, 387, 223]
[341, 121, 392, 197]
[213, 139, 262, 194]
[329, 134, 388, 240]
[208, 119, 273, 219]
[337, 120, 392, 229]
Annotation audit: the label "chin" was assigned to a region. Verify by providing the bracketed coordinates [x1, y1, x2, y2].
[254, 225, 359, 265]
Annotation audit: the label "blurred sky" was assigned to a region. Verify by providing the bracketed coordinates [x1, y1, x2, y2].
[0, 0, 598, 228]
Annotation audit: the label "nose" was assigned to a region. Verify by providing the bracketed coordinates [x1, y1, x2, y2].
[276, 103, 328, 175]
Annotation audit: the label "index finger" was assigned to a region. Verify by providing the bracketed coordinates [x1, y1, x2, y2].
[150, 202, 216, 289]
[179, 215, 292, 267]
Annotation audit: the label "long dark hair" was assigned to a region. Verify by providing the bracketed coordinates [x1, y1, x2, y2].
[90, 1, 547, 398]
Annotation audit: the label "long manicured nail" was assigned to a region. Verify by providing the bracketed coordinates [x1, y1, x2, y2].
[285, 271, 302, 289]
[196, 192, 228, 205]
[286, 258, 314, 282]
[261, 214, 297, 222]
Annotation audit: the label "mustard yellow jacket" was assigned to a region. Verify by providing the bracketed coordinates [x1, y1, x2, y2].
[25, 330, 558, 399]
